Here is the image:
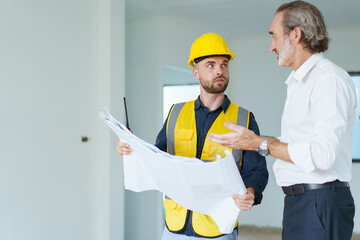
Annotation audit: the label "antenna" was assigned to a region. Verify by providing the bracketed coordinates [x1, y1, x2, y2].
[123, 97, 131, 132]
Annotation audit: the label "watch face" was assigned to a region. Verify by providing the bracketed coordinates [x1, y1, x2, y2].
[258, 148, 268, 157]
[258, 139, 269, 156]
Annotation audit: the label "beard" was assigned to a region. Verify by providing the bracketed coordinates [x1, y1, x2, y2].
[277, 37, 293, 67]
[200, 75, 229, 94]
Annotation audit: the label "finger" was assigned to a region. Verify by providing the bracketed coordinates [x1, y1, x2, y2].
[207, 132, 232, 142]
[116, 142, 133, 155]
[232, 194, 242, 200]
[224, 121, 244, 132]
[233, 193, 255, 201]
[207, 137, 232, 148]
[121, 143, 133, 150]
[234, 200, 253, 211]
[238, 204, 253, 211]
[117, 149, 133, 156]
[118, 140, 129, 147]
[233, 194, 247, 201]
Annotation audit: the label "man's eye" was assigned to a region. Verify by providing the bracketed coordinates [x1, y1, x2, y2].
[222, 64, 228, 68]
[207, 64, 214, 68]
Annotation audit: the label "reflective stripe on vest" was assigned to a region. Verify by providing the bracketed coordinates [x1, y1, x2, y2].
[164, 100, 250, 237]
[167, 101, 249, 165]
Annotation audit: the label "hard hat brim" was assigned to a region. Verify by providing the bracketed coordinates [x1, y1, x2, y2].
[188, 53, 236, 67]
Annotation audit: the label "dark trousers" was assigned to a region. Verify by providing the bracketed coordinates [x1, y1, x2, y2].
[282, 185, 355, 240]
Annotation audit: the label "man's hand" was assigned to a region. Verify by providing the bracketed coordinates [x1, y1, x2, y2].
[207, 121, 262, 151]
[232, 187, 255, 211]
[116, 140, 133, 156]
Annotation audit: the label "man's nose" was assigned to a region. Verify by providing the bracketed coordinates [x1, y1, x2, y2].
[270, 40, 276, 52]
[215, 65, 223, 75]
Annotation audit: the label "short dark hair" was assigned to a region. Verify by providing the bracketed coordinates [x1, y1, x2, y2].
[276, 0, 329, 53]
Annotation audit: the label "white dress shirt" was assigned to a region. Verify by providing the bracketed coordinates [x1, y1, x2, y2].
[273, 53, 358, 186]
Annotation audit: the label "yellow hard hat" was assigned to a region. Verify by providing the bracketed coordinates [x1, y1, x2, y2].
[188, 33, 236, 67]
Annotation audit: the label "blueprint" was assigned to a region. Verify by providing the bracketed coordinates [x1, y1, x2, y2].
[99, 109, 246, 234]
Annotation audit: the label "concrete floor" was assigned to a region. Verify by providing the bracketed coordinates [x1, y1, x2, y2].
[238, 225, 281, 240]
[237, 225, 360, 240]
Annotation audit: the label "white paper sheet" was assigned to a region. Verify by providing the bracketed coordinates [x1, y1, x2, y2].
[99, 109, 246, 234]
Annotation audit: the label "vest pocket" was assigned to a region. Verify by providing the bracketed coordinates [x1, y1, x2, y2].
[192, 212, 238, 237]
[192, 212, 222, 237]
[164, 198, 177, 209]
[178, 129, 193, 140]
[206, 143, 232, 160]
[175, 129, 194, 157]
[164, 199, 188, 232]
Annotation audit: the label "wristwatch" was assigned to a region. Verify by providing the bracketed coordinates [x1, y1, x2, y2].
[257, 139, 269, 156]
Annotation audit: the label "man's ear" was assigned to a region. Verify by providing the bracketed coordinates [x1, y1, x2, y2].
[291, 26, 302, 44]
[193, 68, 199, 80]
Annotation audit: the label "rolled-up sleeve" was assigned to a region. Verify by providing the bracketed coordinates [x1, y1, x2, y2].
[288, 142, 314, 173]
[287, 74, 355, 173]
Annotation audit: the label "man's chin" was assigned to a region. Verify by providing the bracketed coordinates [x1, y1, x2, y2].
[278, 59, 286, 67]
[207, 87, 226, 94]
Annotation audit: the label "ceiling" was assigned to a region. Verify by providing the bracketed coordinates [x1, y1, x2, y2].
[126, 0, 360, 38]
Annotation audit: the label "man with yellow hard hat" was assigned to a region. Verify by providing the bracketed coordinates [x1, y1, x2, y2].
[117, 33, 268, 240]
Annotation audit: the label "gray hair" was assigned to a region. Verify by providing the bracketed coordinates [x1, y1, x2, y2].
[276, 1, 329, 53]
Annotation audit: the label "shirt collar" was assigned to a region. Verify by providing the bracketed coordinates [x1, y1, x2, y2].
[285, 53, 323, 85]
[194, 95, 230, 113]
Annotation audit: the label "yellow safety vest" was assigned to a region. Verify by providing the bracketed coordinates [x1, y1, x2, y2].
[164, 100, 250, 237]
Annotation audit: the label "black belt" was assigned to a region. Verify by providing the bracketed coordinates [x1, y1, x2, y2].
[282, 180, 350, 196]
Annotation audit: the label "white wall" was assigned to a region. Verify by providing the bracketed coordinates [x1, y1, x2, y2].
[125, 17, 163, 240]
[0, 0, 125, 239]
[125, 16, 360, 234]
[109, 0, 126, 239]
